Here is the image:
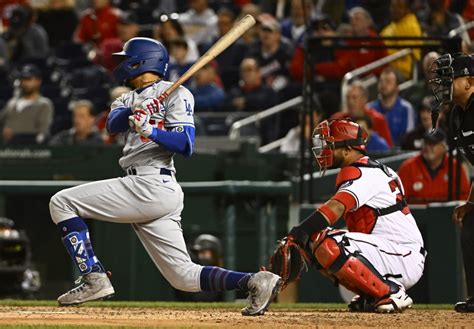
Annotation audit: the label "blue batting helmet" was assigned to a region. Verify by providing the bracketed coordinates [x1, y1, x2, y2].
[112, 37, 169, 83]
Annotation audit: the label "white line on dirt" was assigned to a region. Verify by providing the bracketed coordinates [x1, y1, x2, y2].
[16, 311, 75, 314]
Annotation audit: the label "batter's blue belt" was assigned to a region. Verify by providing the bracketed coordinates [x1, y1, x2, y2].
[126, 166, 172, 176]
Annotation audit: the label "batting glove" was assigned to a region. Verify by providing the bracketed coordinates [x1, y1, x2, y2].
[128, 109, 153, 137]
[136, 97, 163, 115]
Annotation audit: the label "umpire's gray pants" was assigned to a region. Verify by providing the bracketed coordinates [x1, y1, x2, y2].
[49, 171, 203, 292]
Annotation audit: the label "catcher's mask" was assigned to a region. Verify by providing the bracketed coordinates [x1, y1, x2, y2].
[112, 37, 169, 84]
[429, 53, 474, 128]
[312, 119, 367, 174]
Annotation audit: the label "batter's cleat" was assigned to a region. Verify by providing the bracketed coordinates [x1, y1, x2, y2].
[57, 272, 115, 306]
[241, 271, 282, 316]
[348, 295, 376, 312]
[375, 289, 413, 313]
[454, 297, 474, 313]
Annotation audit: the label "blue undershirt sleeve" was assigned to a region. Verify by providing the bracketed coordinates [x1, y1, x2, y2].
[148, 126, 195, 157]
[106, 107, 133, 133]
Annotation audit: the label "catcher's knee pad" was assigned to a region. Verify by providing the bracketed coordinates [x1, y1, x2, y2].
[313, 233, 398, 299]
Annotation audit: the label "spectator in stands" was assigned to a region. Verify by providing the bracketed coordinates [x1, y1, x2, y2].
[99, 11, 140, 72]
[398, 129, 470, 204]
[368, 67, 416, 145]
[156, 13, 199, 63]
[401, 96, 435, 150]
[238, 3, 261, 46]
[2, 5, 50, 65]
[354, 114, 390, 152]
[227, 57, 277, 112]
[36, 0, 78, 48]
[74, 0, 119, 48]
[280, 111, 322, 155]
[0, 64, 53, 145]
[49, 99, 103, 145]
[166, 38, 194, 86]
[290, 8, 387, 82]
[314, 7, 387, 81]
[421, 0, 461, 37]
[281, 0, 314, 47]
[380, 0, 422, 79]
[289, 14, 338, 82]
[199, 8, 248, 91]
[112, 0, 178, 26]
[178, 0, 218, 47]
[189, 62, 225, 112]
[246, 13, 293, 95]
[332, 80, 393, 147]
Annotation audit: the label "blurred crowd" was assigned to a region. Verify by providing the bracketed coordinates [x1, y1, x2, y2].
[0, 0, 472, 150]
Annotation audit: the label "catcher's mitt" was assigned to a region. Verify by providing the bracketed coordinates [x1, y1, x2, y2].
[268, 236, 311, 289]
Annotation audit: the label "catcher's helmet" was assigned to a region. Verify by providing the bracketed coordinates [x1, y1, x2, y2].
[112, 37, 169, 83]
[312, 119, 367, 172]
[428, 53, 474, 128]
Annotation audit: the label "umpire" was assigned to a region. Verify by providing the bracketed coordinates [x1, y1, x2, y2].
[430, 52, 474, 312]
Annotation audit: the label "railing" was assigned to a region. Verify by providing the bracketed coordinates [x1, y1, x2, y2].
[340, 48, 419, 109]
[448, 20, 474, 45]
[258, 136, 288, 153]
[228, 96, 303, 141]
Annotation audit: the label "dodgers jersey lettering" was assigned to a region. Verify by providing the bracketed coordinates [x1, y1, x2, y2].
[338, 157, 423, 245]
[110, 81, 195, 170]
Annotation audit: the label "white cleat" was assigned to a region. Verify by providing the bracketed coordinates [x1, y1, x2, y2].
[241, 271, 282, 316]
[58, 272, 115, 306]
[375, 289, 413, 313]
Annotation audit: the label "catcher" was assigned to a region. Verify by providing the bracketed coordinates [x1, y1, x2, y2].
[269, 119, 425, 313]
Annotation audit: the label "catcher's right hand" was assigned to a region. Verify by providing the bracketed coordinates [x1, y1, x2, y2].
[268, 235, 311, 289]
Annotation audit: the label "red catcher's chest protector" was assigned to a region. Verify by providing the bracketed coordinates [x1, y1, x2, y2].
[341, 159, 409, 234]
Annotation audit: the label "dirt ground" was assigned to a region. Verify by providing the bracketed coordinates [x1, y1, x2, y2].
[0, 306, 472, 328]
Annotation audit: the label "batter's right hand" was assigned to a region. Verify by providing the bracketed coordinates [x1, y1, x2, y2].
[128, 109, 153, 137]
[452, 202, 474, 225]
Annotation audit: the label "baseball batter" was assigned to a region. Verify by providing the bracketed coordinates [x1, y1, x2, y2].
[49, 37, 281, 316]
[271, 119, 425, 312]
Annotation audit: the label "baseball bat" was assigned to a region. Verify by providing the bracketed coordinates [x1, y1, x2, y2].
[158, 14, 256, 102]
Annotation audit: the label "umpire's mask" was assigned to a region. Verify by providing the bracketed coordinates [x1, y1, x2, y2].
[429, 53, 474, 128]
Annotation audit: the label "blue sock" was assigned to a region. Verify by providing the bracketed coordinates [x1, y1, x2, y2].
[57, 217, 104, 274]
[200, 266, 253, 292]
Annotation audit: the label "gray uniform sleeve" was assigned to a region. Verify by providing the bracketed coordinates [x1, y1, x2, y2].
[163, 86, 195, 128]
[110, 94, 129, 111]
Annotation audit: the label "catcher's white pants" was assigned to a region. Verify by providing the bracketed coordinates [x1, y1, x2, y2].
[49, 169, 203, 292]
[330, 231, 425, 290]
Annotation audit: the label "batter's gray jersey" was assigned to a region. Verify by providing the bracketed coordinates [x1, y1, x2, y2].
[110, 81, 195, 171]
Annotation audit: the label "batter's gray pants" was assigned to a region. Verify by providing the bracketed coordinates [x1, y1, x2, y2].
[49, 169, 203, 292]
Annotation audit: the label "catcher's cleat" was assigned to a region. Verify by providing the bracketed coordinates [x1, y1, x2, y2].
[454, 297, 474, 313]
[241, 271, 282, 316]
[348, 295, 376, 312]
[58, 272, 115, 306]
[375, 288, 413, 313]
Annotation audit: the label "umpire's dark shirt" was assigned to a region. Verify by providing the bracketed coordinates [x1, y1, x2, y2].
[453, 93, 474, 165]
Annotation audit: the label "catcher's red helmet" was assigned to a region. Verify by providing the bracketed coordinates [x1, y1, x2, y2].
[312, 119, 367, 172]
